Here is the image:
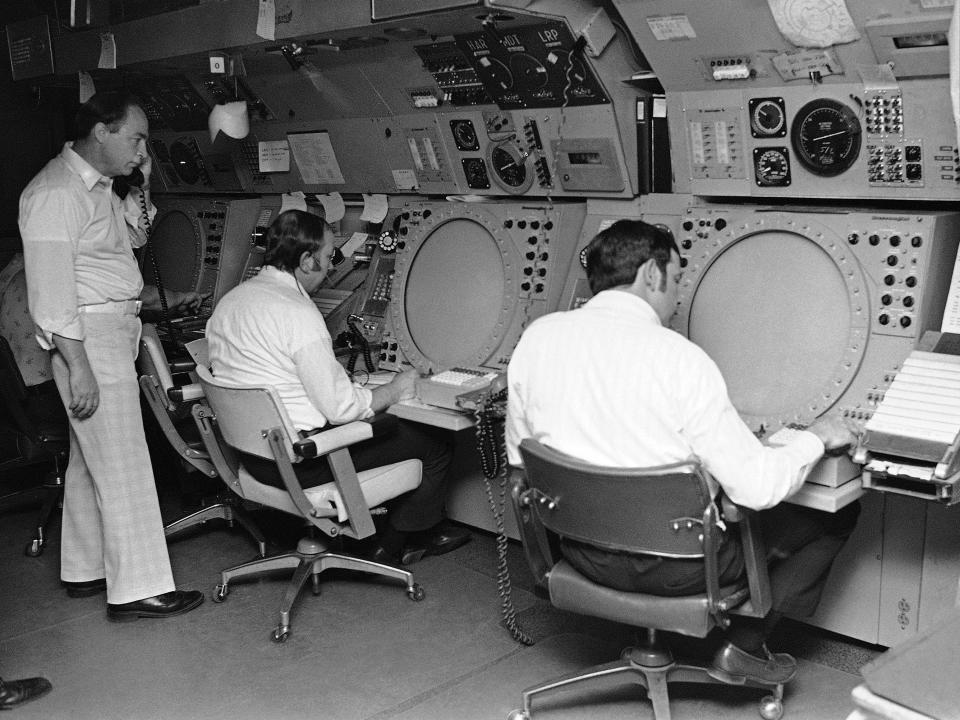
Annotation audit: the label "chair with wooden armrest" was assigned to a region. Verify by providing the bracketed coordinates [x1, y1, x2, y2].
[0, 337, 68, 557]
[191, 362, 425, 643]
[137, 323, 266, 557]
[506, 438, 784, 720]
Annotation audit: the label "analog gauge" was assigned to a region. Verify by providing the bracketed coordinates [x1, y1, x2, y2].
[790, 99, 862, 177]
[509, 52, 549, 88]
[478, 56, 513, 91]
[749, 97, 786, 138]
[450, 119, 479, 151]
[753, 147, 791, 187]
[487, 143, 532, 194]
[461, 158, 490, 190]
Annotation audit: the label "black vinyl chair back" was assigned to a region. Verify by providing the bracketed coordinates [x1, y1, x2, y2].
[0, 336, 38, 439]
[518, 438, 715, 559]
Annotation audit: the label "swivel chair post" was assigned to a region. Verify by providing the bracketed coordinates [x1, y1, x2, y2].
[24, 452, 66, 557]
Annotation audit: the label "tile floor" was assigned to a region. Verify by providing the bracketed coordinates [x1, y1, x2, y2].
[0, 470, 883, 720]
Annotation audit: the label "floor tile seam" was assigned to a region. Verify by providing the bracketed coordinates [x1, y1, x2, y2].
[0, 608, 106, 643]
[360, 644, 532, 720]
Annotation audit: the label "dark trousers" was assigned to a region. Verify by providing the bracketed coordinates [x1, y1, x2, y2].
[563, 500, 861, 619]
[242, 419, 454, 533]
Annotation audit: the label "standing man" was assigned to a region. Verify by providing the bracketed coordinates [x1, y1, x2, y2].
[506, 219, 859, 684]
[19, 91, 202, 620]
[207, 209, 469, 565]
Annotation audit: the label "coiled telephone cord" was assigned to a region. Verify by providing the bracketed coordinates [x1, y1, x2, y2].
[473, 389, 534, 646]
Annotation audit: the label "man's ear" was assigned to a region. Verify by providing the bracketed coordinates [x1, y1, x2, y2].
[92, 122, 109, 144]
[641, 258, 662, 290]
[298, 250, 316, 273]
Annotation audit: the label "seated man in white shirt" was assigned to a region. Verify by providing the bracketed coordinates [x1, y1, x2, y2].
[506, 219, 859, 686]
[207, 210, 469, 565]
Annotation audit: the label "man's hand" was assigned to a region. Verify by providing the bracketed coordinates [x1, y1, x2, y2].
[389, 369, 419, 402]
[167, 290, 206, 317]
[67, 361, 100, 419]
[807, 415, 857, 454]
[53, 335, 100, 419]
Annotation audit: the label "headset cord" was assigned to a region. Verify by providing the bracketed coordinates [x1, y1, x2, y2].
[139, 190, 178, 346]
[473, 389, 534, 646]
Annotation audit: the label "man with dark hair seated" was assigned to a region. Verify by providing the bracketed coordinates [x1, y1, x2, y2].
[506, 218, 860, 685]
[206, 209, 469, 564]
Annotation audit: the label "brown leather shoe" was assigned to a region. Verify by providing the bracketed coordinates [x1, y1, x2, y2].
[0, 676, 52, 709]
[106, 590, 203, 622]
[708, 641, 798, 685]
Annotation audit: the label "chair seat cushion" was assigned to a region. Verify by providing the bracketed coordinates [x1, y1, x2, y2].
[548, 559, 745, 638]
[238, 459, 422, 521]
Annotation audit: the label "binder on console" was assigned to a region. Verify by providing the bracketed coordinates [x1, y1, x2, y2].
[855, 342, 960, 503]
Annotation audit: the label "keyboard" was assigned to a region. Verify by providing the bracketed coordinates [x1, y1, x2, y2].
[416, 368, 499, 411]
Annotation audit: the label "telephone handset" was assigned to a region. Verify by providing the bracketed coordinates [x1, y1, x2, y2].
[112, 166, 146, 199]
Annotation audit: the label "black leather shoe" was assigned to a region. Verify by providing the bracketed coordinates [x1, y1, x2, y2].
[63, 579, 107, 598]
[0, 676, 52, 709]
[426, 521, 471, 555]
[106, 590, 204, 623]
[400, 521, 471, 565]
[708, 641, 798, 685]
[368, 545, 402, 567]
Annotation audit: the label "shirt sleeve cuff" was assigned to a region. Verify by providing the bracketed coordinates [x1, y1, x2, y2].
[37, 317, 84, 350]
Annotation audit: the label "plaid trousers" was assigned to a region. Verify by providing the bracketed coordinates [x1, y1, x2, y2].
[52, 314, 175, 604]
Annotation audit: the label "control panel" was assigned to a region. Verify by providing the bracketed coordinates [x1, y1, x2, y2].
[671, 80, 959, 201]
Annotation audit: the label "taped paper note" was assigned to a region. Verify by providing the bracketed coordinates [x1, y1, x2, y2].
[317, 193, 345, 223]
[288, 132, 345, 185]
[646, 15, 696, 41]
[98, 32, 116, 69]
[280, 191, 307, 214]
[256, 0, 276, 41]
[392, 169, 418, 190]
[78, 71, 96, 103]
[767, 0, 860, 48]
[360, 194, 388, 224]
[258, 140, 289, 173]
[341, 232, 369, 258]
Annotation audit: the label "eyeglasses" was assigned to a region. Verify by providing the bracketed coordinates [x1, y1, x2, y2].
[331, 246, 345, 267]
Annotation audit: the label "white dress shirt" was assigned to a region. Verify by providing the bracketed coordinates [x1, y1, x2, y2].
[207, 265, 373, 431]
[18, 143, 154, 349]
[506, 289, 825, 511]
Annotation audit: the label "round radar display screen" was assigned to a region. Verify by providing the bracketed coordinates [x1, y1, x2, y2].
[790, 98, 861, 177]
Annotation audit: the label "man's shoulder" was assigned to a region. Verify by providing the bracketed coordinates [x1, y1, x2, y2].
[21, 156, 72, 197]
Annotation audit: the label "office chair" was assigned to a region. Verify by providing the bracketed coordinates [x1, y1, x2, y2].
[191, 362, 425, 643]
[0, 337, 68, 557]
[137, 324, 266, 557]
[507, 438, 785, 720]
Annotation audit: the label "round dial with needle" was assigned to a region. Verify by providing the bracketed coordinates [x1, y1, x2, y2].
[753, 147, 791, 186]
[750, 98, 786, 137]
[790, 99, 862, 176]
[487, 143, 532, 194]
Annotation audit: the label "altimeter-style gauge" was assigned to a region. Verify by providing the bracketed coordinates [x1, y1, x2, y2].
[753, 147, 791, 187]
[790, 98, 862, 177]
[749, 97, 786, 138]
[487, 141, 533, 194]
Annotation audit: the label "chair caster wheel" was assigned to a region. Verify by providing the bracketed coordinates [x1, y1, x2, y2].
[271, 627, 291, 643]
[407, 583, 425, 601]
[212, 584, 228, 603]
[506, 710, 530, 720]
[25, 539, 43, 557]
[759, 694, 783, 720]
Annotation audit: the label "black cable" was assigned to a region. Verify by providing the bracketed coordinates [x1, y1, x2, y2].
[139, 190, 179, 347]
[472, 388, 534, 646]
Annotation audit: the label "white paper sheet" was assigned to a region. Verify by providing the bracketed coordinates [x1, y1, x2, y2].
[256, 0, 275, 41]
[258, 140, 290, 173]
[317, 192, 345, 223]
[360, 194, 388, 224]
[767, 0, 860, 48]
[280, 191, 307, 214]
[288, 132, 345, 185]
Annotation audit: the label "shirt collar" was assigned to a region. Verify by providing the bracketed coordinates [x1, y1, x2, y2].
[585, 288, 662, 326]
[259, 264, 310, 297]
[61, 142, 111, 191]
